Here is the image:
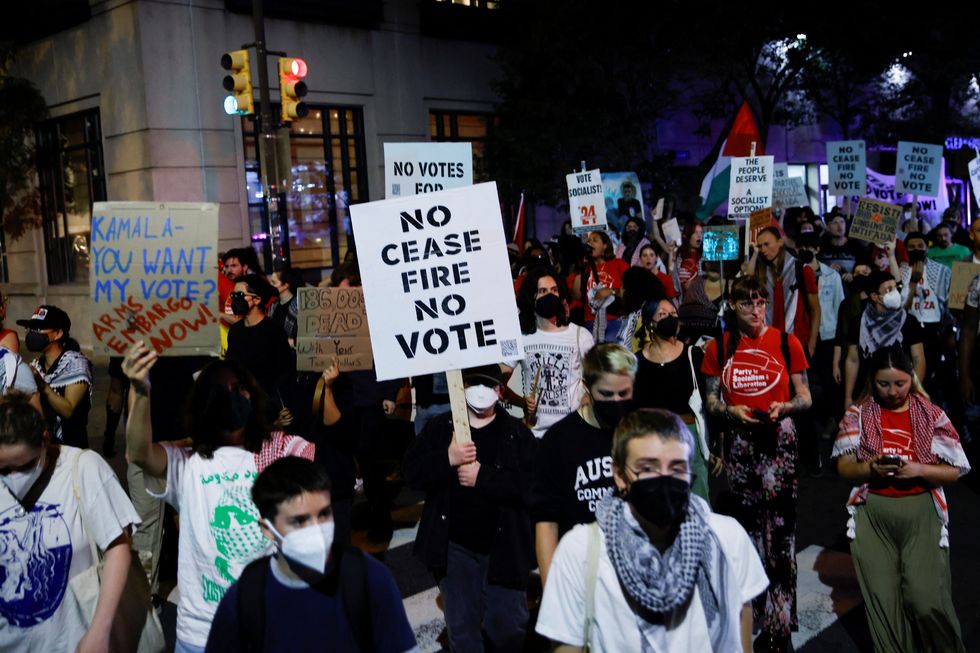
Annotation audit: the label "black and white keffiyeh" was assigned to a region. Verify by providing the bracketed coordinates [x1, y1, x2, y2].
[858, 304, 906, 357]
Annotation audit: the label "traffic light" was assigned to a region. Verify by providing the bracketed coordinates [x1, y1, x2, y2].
[279, 57, 309, 122]
[221, 49, 254, 115]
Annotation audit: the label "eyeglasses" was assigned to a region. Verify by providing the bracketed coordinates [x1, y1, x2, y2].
[626, 464, 691, 481]
[230, 291, 258, 300]
[735, 299, 769, 312]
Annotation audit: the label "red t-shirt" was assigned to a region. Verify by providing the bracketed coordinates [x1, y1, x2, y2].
[771, 264, 817, 347]
[655, 271, 677, 299]
[870, 408, 929, 497]
[701, 327, 808, 413]
[678, 253, 700, 290]
[584, 258, 629, 321]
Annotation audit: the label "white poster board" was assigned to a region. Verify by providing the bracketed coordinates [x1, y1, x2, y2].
[827, 140, 867, 196]
[969, 155, 980, 207]
[350, 182, 524, 380]
[384, 142, 473, 198]
[728, 155, 774, 220]
[895, 141, 943, 197]
[566, 169, 607, 233]
[90, 202, 220, 357]
[773, 176, 809, 209]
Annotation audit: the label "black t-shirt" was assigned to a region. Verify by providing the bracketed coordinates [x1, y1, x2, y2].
[448, 416, 505, 554]
[226, 316, 294, 403]
[845, 309, 924, 399]
[528, 411, 615, 537]
[633, 344, 704, 418]
[819, 236, 866, 273]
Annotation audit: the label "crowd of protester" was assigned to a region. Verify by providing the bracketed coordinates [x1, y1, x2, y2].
[0, 204, 978, 653]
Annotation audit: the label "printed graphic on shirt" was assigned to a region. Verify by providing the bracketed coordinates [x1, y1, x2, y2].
[203, 482, 266, 603]
[882, 427, 913, 459]
[722, 348, 786, 396]
[0, 503, 71, 627]
[523, 346, 574, 416]
[573, 456, 614, 514]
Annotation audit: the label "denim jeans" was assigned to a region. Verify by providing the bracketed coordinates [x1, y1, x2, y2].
[438, 542, 528, 653]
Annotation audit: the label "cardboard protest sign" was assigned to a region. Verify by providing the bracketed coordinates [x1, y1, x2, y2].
[703, 226, 740, 261]
[90, 202, 220, 357]
[349, 182, 524, 381]
[849, 198, 903, 245]
[895, 141, 943, 197]
[601, 171, 645, 234]
[749, 207, 774, 243]
[773, 176, 809, 209]
[384, 142, 473, 197]
[296, 287, 373, 371]
[969, 156, 980, 207]
[949, 262, 980, 311]
[661, 218, 682, 247]
[728, 156, 774, 220]
[566, 169, 607, 233]
[827, 140, 867, 196]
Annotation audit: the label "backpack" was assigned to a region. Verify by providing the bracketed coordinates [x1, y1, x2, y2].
[236, 546, 372, 652]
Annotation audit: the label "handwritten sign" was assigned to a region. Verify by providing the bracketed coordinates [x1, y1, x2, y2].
[296, 287, 373, 371]
[827, 140, 867, 196]
[949, 262, 980, 311]
[895, 141, 943, 197]
[350, 182, 524, 381]
[773, 176, 809, 209]
[384, 142, 473, 197]
[703, 226, 740, 261]
[90, 202, 220, 357]
[849, 197, 902, 245]
[749, 207, 773, 244]
[728, 156, 774, 220]
[566, 169, 607, 233]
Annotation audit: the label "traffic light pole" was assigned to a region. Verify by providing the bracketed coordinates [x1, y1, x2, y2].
[250, 0, 289, 272]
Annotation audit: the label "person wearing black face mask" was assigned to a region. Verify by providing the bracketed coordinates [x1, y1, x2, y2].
[504, 269, 595, 438]
[633, 299, 713, 502]
[528, 343, 635, 586]
[536, 409, 768, 652]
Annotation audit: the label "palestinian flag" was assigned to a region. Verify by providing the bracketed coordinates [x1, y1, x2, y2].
[695, 102, 765, 221]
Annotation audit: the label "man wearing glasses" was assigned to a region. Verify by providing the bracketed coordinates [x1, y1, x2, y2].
[536, 408, 768, 652]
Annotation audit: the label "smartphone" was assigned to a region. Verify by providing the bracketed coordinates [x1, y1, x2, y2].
[751, 409, 770, 420]
[879, 454, 902, 466]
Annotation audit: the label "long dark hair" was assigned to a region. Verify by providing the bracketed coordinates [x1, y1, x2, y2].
[186, 359, 272, 458]
[517, 266, 568, 335]
[859, 345, 928, 403]
[718, 276, 770, 366]
[678, 220, 703, 260]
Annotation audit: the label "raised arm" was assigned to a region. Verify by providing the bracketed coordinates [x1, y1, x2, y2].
[123, 343, 169, 478]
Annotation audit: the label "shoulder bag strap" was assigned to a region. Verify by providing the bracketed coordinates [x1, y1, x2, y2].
[340, 546, 373, 653]
[17, 444, 60, 513]
[583, 521, 600, 651]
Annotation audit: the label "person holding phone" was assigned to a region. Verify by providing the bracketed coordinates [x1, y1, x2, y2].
[833, 345, 969, 653]
[701, 276, 812, 653]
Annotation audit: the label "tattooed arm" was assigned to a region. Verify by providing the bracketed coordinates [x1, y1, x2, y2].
[705, 375, 726, 418]
[769, 370, 812, 420]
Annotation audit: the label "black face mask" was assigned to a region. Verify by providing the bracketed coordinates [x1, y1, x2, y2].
[206, 385, 253, 431]
[651, 315, 680, 340]
[26, 331, 50, 353]
[535, 293, 563, 319]
[628, 475, 692, 528]
[797, 249, 815, 264]
[591, 398, 634, 428]
[230, 297, 251, 316]
[907, 249, 927, 264]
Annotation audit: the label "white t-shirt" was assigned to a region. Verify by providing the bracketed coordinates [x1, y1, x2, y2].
[536, 512, 768, 653]
[509, 325, 594, 438]
[0, 446, 140, 651]
[147, 444, 274, 646]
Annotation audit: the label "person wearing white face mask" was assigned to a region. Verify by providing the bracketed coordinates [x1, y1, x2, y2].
[404, 364, 537, 653]
[206, 457, 416, 652]
[844, 270, 926, 414]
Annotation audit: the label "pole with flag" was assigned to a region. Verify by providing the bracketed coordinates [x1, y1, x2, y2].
[695, 102, 765, 221]
[512, 191, 526, 250]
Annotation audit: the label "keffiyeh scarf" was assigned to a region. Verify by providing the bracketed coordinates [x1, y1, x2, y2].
[858, 304, 906, 358]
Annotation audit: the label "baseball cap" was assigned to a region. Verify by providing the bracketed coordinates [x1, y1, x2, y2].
[17, 305, 71, 332]
[462, 364, 503, 388]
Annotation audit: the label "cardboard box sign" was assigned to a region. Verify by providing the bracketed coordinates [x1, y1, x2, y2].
[849, 197, 902, 245]
[296, 287, 373, 372]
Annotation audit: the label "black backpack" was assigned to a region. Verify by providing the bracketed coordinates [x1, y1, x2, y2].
[235, 546, 373, 652]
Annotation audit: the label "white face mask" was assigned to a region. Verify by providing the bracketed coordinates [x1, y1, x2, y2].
[265, 519, 335, 575]
[465, 385, 498, 412]
[1, 455, 43, 500]
[882, 289, 902, 310]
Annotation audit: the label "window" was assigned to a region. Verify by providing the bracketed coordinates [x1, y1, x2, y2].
[429, 110, 493, 180]
[243, 106, 368, 270]
[35, 110, 106, 285]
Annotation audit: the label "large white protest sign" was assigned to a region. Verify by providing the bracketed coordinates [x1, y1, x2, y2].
[895, 141, 943, 197]
[90, 202, 220, 357]
[384, 142, 473, 198]
[827, 140, 867, 195]
[566, 169, 607, 233]
[838, 165, 949, 227]
[728, 155, 774, 220]
[969, 156, 980, 207]
[350, 182, 523, 381]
